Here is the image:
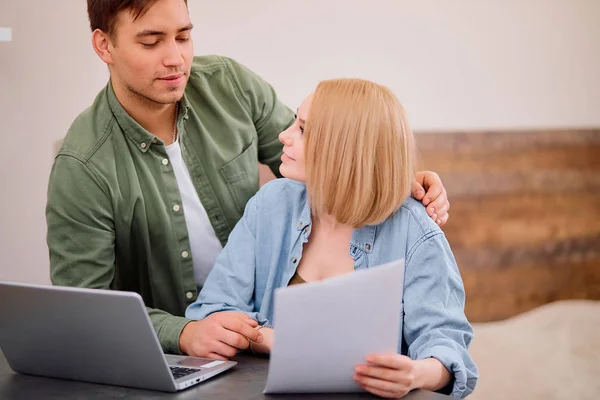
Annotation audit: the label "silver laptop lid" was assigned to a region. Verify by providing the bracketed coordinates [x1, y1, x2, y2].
[0, 282, 177, 391]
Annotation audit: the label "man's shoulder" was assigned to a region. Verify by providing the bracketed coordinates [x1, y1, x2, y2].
[59, 86, 115, 162]
[185, 55, 247, 107]
[189, 55, 241, 78]
[188, 55, 260, 90]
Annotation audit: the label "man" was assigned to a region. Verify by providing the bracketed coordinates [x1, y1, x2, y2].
[47, 0, 450, 359]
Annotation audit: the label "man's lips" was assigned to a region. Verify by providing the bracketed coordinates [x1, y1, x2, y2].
[158, 74, 184, 80]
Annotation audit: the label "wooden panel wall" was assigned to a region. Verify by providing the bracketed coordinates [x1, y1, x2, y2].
[417, 129, 600, 322]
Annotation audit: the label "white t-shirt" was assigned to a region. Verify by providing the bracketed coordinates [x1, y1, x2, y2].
[165, 138, 223, 288]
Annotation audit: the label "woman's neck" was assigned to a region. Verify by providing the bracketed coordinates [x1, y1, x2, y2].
[314, 214, 352, 235]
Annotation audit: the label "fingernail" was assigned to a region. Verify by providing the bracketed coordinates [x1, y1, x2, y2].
[432, 213, 437, 220]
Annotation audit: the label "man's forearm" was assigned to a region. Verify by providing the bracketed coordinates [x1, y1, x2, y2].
[147, 307, 192, 355]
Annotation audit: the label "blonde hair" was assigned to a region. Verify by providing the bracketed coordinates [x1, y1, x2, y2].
[305, 78, 416, 227]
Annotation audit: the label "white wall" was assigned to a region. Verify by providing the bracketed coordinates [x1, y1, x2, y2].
[0, 0, 599, 284]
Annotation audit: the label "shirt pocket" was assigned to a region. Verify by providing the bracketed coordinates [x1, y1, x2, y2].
[219, 139, 260, 214]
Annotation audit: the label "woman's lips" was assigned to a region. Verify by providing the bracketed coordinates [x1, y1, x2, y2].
[282, 152, 295, 162]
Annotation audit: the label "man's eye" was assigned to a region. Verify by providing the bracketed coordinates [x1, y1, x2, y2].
[177, 37, 190, 42]
[141, 42, 158, 48]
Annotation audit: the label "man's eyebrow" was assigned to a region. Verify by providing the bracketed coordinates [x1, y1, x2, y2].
[136, 24, 193, 38]
[178, 24, 194, 33]
[136, 29, 165, 37]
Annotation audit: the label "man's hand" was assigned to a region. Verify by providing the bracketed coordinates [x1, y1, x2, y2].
[179, 312, 263, 360]
[412, 171, 450, 226]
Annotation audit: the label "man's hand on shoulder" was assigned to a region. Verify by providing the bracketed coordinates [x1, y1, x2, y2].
[412, 171, 450, 226]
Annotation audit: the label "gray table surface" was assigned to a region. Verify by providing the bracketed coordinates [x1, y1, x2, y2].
[0, 350, 451, 400]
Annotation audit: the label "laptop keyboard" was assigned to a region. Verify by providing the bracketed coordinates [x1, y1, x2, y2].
[170, 366, 200, 379]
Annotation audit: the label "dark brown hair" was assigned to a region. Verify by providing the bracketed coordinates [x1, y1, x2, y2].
[87, 0, 188, 37]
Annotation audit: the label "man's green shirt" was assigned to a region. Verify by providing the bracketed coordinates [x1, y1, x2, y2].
[47, 56, 295, 353]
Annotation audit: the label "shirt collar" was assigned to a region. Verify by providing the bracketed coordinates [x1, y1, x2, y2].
[350, 225, 376, 254]
[296, 194, 312, 232]
[106, 80, 191, 153]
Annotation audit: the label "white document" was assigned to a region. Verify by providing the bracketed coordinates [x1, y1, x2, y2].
[264, 259, 405, 394]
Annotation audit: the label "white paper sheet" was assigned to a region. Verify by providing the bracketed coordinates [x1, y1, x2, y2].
[264, 259, 405, 394]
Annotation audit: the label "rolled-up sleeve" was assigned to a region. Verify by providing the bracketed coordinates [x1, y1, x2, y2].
[403, 231, 479, 398]
[185, 194, 268, 325]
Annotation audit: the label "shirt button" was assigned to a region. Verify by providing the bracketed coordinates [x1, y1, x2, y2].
[182, 251, 189, 258]
[162, 158, 169, 165]
[173, 204, 180, 212]
[291, 257, 297, 264]
[365, 244, 372, 251]
[186, 292, 193, 299]
[152, 139, 157, 143]
[297, 222, 303, 229]
[140, 142, 147, 149]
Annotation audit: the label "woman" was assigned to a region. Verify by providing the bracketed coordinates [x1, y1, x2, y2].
[186, 79, 478, 398]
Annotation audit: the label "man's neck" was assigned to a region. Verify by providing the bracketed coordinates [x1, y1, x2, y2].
[112, 80, 178, 145]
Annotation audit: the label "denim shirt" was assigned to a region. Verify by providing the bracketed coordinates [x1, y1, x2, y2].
[186, 179, 478, 397]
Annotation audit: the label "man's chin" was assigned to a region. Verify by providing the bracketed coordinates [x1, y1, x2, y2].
[148, 81, 187, 103]
[151, 90, 185, 105]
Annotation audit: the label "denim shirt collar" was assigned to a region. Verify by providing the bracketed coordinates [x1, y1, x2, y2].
[351, 225, 376, 254]
[106, 80, 191, 153]
[296, 195, 312, 232]
[295, 185, 376, 254]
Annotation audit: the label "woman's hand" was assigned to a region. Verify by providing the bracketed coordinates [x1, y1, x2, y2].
[354, 354, 416, 398]
[355, 353, 452, 398]
[249, 327, 274, 355]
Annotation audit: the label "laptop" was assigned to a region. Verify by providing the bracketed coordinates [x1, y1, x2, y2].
[0, 281, 236, 392]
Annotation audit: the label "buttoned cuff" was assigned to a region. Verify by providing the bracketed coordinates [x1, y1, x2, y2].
[156, 315, 193, 355]
[416, 345, 474, 398]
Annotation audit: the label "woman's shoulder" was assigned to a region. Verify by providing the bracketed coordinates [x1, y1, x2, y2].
[258, 178, 306, 197]
[387, 196, 442, 236]
[254, 178, 308, 215]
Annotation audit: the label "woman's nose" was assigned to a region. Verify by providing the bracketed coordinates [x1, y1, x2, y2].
[279, 129, 291, 145]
